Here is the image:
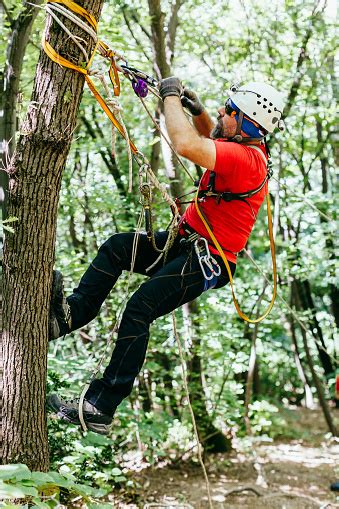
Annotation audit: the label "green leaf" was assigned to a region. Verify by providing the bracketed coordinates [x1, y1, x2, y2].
[0, 480, 38, 499]
[71, 483, 94, 497]
[2, 217, 19, 224]
[82, 432, 111, 446]
[2, 225, 15, 234]
[110, 467, 122, 476]
[46, 472, 74, 489]
[0, 464, 31, 482]
[11, 482, 39, 497]
[31, 497, 52, 508]
[0, 480, 26, 499]
[30, 472, 55, 486]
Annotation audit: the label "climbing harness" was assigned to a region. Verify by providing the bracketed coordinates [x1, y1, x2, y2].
[197, 161, 272, 208]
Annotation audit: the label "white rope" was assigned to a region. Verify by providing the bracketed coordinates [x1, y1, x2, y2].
[46, 2, 97, 41]
[45, 5, 90, 62]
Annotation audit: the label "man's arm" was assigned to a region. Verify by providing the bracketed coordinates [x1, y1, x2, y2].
[181, 88, 214, 138]
[192, 111, 215, 138]
[164, 96, 216, 169]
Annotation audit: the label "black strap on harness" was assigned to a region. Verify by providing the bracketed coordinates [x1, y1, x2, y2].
[197, 165, 272, 205]
[197, 144, 273, 207]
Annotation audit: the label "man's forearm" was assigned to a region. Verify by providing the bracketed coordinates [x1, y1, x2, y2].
[192, 111, 214, 138]
[164, 96, 201, 152]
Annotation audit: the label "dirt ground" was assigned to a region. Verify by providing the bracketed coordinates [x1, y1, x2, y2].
[112, 408, 339, 509]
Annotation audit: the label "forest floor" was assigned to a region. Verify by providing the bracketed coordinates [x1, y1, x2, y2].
[111, 407, 339, 509]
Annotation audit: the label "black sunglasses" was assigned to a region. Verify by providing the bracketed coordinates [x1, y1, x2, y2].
[224, 98, 237, 117]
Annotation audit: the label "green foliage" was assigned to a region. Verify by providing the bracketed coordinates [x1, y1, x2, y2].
[0, 464, 109, 508]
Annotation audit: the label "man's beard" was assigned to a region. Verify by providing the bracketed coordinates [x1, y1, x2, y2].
[210, 118, 225, 139]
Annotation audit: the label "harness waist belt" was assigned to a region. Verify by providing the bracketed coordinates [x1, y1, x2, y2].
[179, 221, 237, 257]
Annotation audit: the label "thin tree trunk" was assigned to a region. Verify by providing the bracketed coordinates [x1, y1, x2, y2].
[288, 314, 314, 409]
[292, 283, 337, 436]
[2, 0, 104, 469]
[296, 279, 334, 377]
[0, 0, 43, 218]
[187, 300, 231, 453]
[243, 286, 266, 435]
[147, 0, 186, 199]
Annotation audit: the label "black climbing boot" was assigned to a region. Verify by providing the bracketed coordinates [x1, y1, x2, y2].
[47, 394, 112, 435]
[49, 270, 72, 340]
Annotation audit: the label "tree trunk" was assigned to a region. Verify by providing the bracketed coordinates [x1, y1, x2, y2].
[291, 283, 337, 436]
[2, 0, 104, 469]
[288, 314, 314, 409]
[296, 279, 334, 378]
[0, 0, 42, 219]
[147, 0, 187, 200]
[187, 300, 231, 453]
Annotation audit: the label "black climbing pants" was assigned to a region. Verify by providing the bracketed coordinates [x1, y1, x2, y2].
[67, 231, 236, 416]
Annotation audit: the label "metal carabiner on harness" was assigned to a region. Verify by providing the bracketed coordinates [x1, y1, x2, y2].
[194, 237, 221, 281]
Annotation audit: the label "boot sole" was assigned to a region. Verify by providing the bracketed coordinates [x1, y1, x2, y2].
[57, 411, 110, 435]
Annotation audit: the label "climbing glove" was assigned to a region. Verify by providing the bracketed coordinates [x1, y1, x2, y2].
[181, 88, 205, 116]
[159, 77, 184, 100]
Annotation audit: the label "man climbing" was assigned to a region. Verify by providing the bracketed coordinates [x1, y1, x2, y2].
[48, 78, 285, 434]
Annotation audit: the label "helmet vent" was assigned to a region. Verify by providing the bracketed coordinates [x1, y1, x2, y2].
[253, 112, 257, 115]
[257, 101, 261, 105]
[263, 105, 267, 109]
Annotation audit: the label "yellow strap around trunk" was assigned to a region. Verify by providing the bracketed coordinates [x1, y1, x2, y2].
[43, 1, 138, 154]
[47, 0, 97, 30]
[194, 190, 277, 323]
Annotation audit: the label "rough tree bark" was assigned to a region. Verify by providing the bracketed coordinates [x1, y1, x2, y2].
[0, 0, 42, 463]
[2, 0, 104, 469]
[0, 0, 42, 218]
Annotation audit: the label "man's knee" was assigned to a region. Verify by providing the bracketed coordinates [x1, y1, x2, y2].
[99, 233, 134, 268]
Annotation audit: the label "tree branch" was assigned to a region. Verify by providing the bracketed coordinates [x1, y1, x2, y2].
[0, 0, 13, 26]
[121, 6, 152, 60]
[167, 0, 183, 63]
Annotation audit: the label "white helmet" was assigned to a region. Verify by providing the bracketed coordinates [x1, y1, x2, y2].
[229, 82, 285, 133]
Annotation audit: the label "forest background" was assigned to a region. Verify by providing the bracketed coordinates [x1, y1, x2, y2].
[0, 0, 338, 507]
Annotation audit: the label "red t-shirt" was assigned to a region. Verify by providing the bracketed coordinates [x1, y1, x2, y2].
[182, 140, 268, 264]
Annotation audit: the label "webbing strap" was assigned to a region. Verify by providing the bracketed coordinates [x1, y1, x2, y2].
[194, 187, 277, 323]
[42, 0, 138, 154]
[50, 0, 97, 29]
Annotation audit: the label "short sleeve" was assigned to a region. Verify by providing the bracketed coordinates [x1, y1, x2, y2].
[213, 140, 249, 177]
